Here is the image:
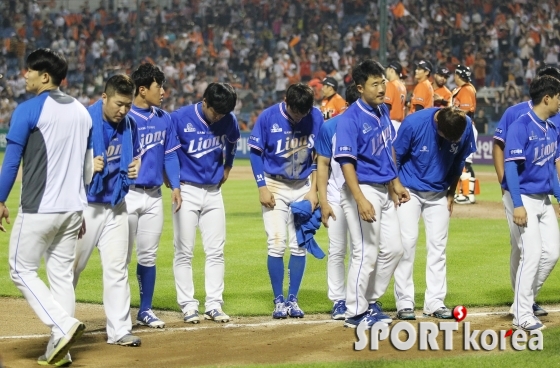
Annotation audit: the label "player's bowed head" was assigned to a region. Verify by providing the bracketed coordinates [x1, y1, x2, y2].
[102, 74, 135, 124]
[201, 82, 237, 124]
[285, 83, 314, 123]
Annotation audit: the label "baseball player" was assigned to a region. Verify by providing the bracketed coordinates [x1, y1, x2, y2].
[73, 74, 143, 347]
[320, 77, 347, 120]
[432, 67, 452, 107]
[409, 59, 434, 114]
[384, 61, 407, 132]
[503, 75, 560, 331]
[452, 65, 478, 205]
[393, 107, 475, 320]
[126, 63, 182, 329]
[0, 48, 88, 366]
[316, 84, 360, 320]
[333, 60, 409, 328]
[170, 83, 239, 324]
[248, 83, 323, 319]
[493, 66, 560, 317]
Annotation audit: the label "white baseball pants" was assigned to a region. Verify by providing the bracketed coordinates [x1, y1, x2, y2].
[342, 183, 403, 318]
[391, 120, 402, 134]
[327, 202, 349, 303]
[126, 186, 164, 267]
[9, 211, 83, 341]
[73, 202, 132, 343]
[262, 176, 309, 258]
[512, 194, 560, 325]
[394, 189, 450, 314]
[173, 182, 226, 313]
[502, 191, 521, 292]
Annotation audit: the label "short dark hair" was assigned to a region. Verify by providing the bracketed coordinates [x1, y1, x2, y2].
[352, 59, 385, 87]
[131, 63, 165, 96]
[104, 74, 135, 97]
[203, 83, 237, 114]
[530, 75, 560, 105]
[285, 83, 314, 114]
[26, 48, 68, 86]
[536, 65, 560, 81]
[345, 84, 360, 105]
[437, 107, 468, 142]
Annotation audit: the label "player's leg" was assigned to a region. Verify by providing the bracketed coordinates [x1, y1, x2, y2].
[125, 189, 142, 266]
[327, 201, 348, 319]
[366, 190, 404, 323]
[97, 202, 136, 344]
[73, 204, 106, 288]
[502, 191, 521, 294]
[533, 198, 560, 302]
[173, 183, 202, 322]
[135, 189, 165, 327]
[262, 177, 289, 318]
[513, 195, 544, 329]
[343, 184, 382, 326]
[393, 189, 423, 319]
[9, 212, 83, 340]
[422, 191, 453, 318]
[285, 180, 312, 318]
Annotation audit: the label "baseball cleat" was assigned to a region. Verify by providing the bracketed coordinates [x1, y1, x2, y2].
[533, 303, 548, 317]
[331, 300, 347, 320]
[454, 194, 472, 204]
[38, 353, 72, 367]
[286, 294, 304, 318]
[369, 302, 392, 324]
[137, 309, 165, 328]
[183, 310, 200, 324]
[513, 318, 546, 332]
[397, 308, 416, 320]
[423, 307, 453, 319]
[272, 295, 288, 319]
[113, 334, 141, 347]
[45, 321, 85, 364]
[204, 309, 230, 323]
[344, 311, 386, 329]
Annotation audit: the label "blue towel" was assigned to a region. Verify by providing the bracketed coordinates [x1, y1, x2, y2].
[291, 200, 325, 259]
[87, 99, 135, 206]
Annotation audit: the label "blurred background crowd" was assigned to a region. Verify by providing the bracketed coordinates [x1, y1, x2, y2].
[0, 0, 558, 131]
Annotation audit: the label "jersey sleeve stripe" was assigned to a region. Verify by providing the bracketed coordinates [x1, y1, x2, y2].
[493, 136, 504, 142]
[227, 137, 241, 143]
[504, 157, 525, 161]
[247, 143, 263, 151]
[334, 153, 357, 160]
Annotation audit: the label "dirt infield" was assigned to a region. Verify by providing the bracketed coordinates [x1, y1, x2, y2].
[1, 297, 558, 367]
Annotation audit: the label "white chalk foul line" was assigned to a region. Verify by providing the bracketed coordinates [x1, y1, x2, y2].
[2, 310, 559, 340]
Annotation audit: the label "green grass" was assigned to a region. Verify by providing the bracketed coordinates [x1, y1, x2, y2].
[1, 161, 560, 315]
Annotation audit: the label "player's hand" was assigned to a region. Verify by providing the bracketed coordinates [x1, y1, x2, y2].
[320, 202, 336, 228]
[392, 182, 410, 205]
[304, 190, 319, 211]
[0, 202, 10, 232]
[128, 158, 141, 179]
[356, 196, 376, 223]
[93, 155, 105, 173]
[447, 191, 455, 216]
[78, 219, 86, 239]
[259, 186, 276, 209]
[219, 166, 232, 189]
[513, 206, 528, 227]
[172, 188, 182, 213]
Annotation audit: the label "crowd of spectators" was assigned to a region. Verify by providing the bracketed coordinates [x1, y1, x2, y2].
[1, 0, 559, 132]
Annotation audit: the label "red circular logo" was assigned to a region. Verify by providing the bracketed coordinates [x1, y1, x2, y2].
[453, 305, 467, 322]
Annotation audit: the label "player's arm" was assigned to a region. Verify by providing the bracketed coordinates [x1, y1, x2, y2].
[554, 160, 560, 216]
[339, 159, 375, 222]
[317, 155, 335, 227]
[390, 147, 410, 205]
[493, 139, 505, 184]
[249, 148, 275, 208]
[505, 160, 526, 226]
[128, 119, 142, 179]
[303, 153, 319, 210]
[0, 140, 23, 231]
[221, 118, 241, 188]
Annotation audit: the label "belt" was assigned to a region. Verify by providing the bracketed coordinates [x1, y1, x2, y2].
[132, 185, 158, 190]
[264, 173, 305, 181]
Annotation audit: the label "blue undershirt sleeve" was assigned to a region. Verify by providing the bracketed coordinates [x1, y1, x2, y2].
[224, 140, 237, 168]
[0, 141, 24, 202]
[250, 148, 266, 188]
[336, 157, 356, 167]
[164, 150, 180, 190]
[553, 170, 560, 202]
[505, 161, 523, 208]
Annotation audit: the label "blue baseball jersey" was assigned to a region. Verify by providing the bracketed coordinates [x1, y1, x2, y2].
[334, 99, 397, 184]
[128, 105, 180, 187]
[87, 117, 142, 204]
[394, 108, 476, 192]
[171, 102, 240, 185]
[248, 102, 323, 180]
[494, 101, 560, 143]
[316, 114, 345, 204]
[503, 110, 560, 194]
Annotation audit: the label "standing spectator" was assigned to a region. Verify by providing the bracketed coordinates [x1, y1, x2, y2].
[409, 59, 434, 114]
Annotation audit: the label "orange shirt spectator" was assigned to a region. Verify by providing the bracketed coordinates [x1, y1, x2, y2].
[453, 65, 477, 116]
[320, 77, 346, 120]
[409, 60, 434, 114]
[384, 62, 407, 123]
